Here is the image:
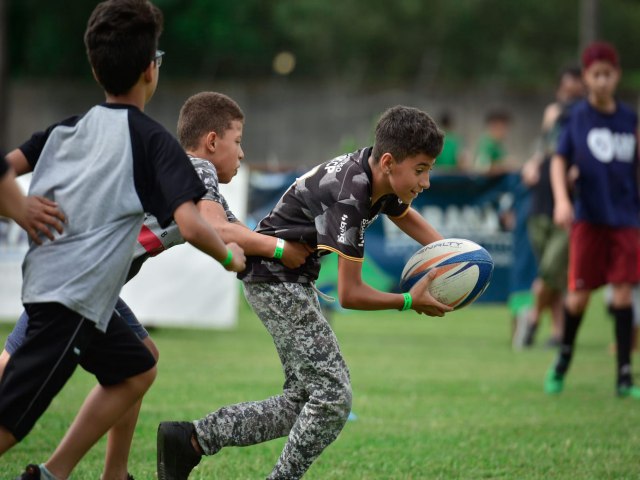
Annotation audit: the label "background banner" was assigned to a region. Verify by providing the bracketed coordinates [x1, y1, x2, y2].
[1, 170, 535, 327]
[247, 171, 537, 303]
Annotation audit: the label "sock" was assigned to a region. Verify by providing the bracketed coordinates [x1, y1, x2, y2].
[39, 464, 61, 480]
[554, 307, 584, 375]
[612, 306, 633, 386]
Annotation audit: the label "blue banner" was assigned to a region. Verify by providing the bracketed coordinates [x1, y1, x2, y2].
[364, 173, 536, 302]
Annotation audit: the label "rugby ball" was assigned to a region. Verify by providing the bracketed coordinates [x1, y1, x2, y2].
[400, 238, 494, 310]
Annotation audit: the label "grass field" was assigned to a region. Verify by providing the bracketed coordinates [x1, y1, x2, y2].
[1, 292, 640, 479]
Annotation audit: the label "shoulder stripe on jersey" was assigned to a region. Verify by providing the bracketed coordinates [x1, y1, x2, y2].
[138, 224, 165, 257]
[317, 245, 364, 262]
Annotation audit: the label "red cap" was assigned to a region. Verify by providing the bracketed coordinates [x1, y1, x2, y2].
[581, 41, 619, 69]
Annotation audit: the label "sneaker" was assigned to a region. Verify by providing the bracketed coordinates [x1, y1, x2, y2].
[617, 384, 640, 399]
[127, 474, 135, 480]
[512, 309, 531, 350]
[15, 465, 41, 480]
[544, 367, 564, 394]
[157, 421, 202, 480]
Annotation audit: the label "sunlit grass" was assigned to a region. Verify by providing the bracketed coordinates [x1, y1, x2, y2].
[1, 291, 638, 479]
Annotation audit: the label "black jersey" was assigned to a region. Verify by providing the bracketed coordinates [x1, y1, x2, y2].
[240, 147, 410, 283]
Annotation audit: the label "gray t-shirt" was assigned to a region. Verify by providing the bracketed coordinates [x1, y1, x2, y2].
[20, 104, 206, 331]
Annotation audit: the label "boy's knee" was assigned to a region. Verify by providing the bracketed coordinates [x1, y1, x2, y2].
[131, 365, 157, 394]
[143, 336, 160, 362]
[326, 382, 352, 423]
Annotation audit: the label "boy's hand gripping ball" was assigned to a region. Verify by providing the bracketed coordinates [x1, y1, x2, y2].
[400, 238, 494, 310]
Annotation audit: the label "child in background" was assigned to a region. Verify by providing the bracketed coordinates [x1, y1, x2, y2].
[546, 41, 640, 398]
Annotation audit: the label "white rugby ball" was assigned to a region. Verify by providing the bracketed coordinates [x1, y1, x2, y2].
[400, 238, 494, 310]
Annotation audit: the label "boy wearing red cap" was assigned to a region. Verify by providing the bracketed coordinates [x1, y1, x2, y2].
[546, 41, 640, 398]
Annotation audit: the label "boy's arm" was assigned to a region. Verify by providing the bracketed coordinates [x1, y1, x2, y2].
[197, 199, 312, 268]
[174, 200, 246, 272]
[1, 152, 65, 244]
[6, 149, 33, 175]
[390, 208, 443, 246]
[337, 256, 452, 316]
[0, 169, 28, 222]
[550, 153, 573, 229]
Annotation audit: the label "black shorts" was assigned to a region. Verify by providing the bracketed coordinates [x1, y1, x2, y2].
[0, 302, 156, 440]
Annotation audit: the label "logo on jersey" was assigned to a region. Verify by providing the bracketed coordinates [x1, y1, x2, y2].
[587, 128, 636, 163]
[358, 216, 378, 247]
[324, 155, 350, 174]
[337, 214, 349, 243]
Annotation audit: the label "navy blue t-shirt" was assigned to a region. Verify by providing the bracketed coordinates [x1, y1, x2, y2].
[556, 99, 639, 227]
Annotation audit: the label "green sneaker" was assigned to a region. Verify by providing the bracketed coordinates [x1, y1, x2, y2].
[544, 368, 564, 394]
[617, 384, 640, 399]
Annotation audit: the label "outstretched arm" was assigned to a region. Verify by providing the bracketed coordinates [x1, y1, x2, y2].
[390, 208, 443, 246]
[174, 200, 246, 272]
[197, 199, 312, 268]
[337, 255, 451, 316]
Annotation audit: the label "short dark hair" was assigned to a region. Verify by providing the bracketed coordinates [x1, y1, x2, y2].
[559, 65, 582, 81]
[178, 92, 245, 150]
[372, 106, 444, 163]
[84, 0, 163, 95]
[485, 109, 511, 124]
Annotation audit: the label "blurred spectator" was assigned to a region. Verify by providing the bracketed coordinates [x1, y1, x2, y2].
[474, 109, 516, 174]
[437, 111, 469, 171]
[514, 66, 585, 349]
[545, 41, 640, 398]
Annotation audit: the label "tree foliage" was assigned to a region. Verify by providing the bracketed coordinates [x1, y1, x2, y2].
[7, 0, 640, 89]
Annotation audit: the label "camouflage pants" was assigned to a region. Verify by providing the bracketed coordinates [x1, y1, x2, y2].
[194, 282, 352, 479]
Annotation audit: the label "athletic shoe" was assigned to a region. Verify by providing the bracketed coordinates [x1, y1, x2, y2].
[15, 464, 41, 479]
[544, 367, 564, 394]
[157, 421, 202, 480]
[617, 384, 640, 399]
[127, 474, 135, 480]
[512, 309, 531, 350]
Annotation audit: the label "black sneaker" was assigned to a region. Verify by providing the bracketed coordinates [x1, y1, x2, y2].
[15, 464, 41, 480]
[157, 421, 202, 480]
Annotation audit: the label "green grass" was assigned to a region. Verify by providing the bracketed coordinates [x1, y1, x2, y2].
[1, 292, 640, 479]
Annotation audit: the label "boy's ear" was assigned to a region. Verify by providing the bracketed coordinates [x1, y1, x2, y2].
[142, 61, 155, 83]
[379, 152, 394, 174]
[206, 131, 218, 153]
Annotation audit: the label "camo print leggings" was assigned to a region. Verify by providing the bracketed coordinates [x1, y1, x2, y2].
[194, 282, 352, 479]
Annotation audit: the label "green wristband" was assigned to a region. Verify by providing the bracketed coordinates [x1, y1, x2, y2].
[221, 248, 233, 266]
[401, 292, 412, 311]
[273, 238, 285, 259]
